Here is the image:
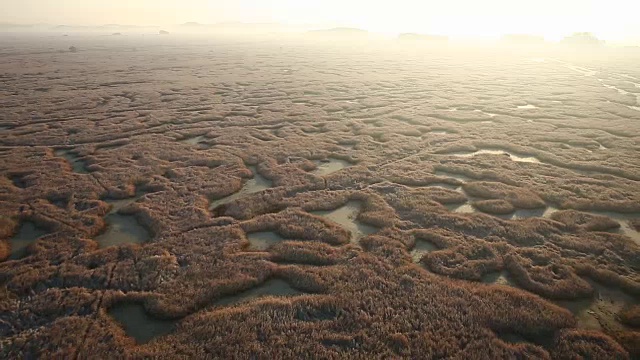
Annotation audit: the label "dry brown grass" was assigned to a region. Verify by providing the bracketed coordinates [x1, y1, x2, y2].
[241, 208, 351, 246]
[463, 181, 546, 209]
[269, 241, 348, 266]
[0, 216, 17, 239]
[550, 329, 629, 359]
[505, 248, 593, 300]
[0, 216, 17, 261]
[1, 39, 639, 358]
[610, 330, 640, 359]
[573, 263, 640, 297]
[550, 210, 621, 231]
[422, 242, 502, 281]
[618, 305, 640, 328]
[473, 199, 515, 215]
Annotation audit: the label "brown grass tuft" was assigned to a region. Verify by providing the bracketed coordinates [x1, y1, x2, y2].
[473, 199, 515, 215]
[550, 329, 629, 359]
[610, 330, 640, 359]
[463, 181, 546, 209]
[505, 248, 593, 300]
[618, 305, 640, 328]
[423, 242, 501, 281]
[550, 210, 621, 232]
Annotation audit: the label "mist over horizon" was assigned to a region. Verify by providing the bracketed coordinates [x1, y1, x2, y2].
[1, 0, 640, 45]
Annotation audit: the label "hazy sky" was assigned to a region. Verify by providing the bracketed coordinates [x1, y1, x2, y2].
[2, 0, 639, 42]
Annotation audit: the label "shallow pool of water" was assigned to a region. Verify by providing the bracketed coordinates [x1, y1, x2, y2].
[105, 190, 147, 214]
[246, 231, 284, 251]
[54, 149, 88, 174]
[9, 222, 47, 259]
[496, 207, 558, 220]
[473, 109, 498, 117]
[311, 201, 377, 242]
[411, 240, 437, 262]
[434, 170, 471, 183]
[449, 149, 541, 164]
[426, 183, 463, 192]
[96, 213, 150, 247]
[313, 158, 352, 176]
[109, 302, 177, 344]
[446, 203, 475, 214]
[209, 166, 272, 209]
[214, 279, 302, 307]
[179, 135, 207, 146]
[403, 181, 462, 192]
[482, 271, 517, 287]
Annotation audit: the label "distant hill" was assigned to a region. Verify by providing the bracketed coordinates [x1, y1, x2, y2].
[561, 32, 604, 47]
[398, 33, 448, 42]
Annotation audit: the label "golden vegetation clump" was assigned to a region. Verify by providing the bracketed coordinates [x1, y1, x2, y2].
[376, 181, 467, 209]
[610, 331, 640, 359]
[411, 228, 464, 249]
[505, 248, 593, 300]
[463, 181, 546, 209]
[472, 199, 515, 215]
[618, 305, 640, 328]
[241, 208, 351, 246]
[550, 329, 630, 359]
[0, 241, 9, 261]
[0, 216, 17, 239]
[0, 216, 17, 261]
[128, 190, 213, 237]
[422, 241, 502, 281]
[572, 263, 640, 297]
[550, 210, 621, 231]
[269, 241, 351, 266]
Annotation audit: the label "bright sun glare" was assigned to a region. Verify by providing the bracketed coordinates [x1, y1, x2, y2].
[243, 0, 638, 42]
[2, 0, 640, 43]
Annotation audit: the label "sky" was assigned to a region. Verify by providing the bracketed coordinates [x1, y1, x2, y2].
[2, 0, 639, 43]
